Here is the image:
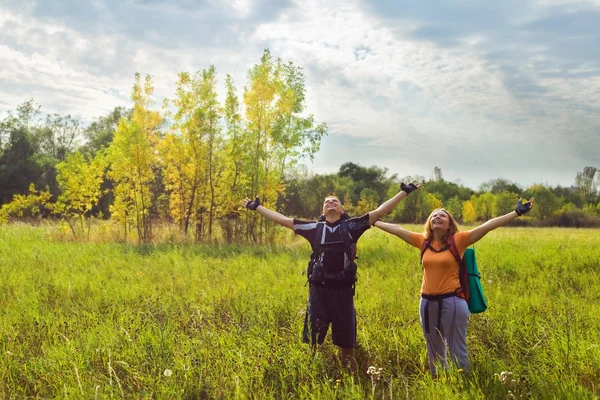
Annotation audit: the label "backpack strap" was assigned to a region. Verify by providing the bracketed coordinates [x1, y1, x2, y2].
[338, 219, 357, 293]
[310, 221, 326, 260]
[307, 222, 326, 286]
[420, 240, 430, 264]
[448, 235, 469, 300]
[338, 220, 355, 262]
[447, 235, 462, 266]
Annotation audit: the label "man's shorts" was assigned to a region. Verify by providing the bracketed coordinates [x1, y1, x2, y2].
[302, 285, 356, 348]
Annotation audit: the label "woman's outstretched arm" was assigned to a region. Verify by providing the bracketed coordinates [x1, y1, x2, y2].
[373, 220, 413, 245]
[468, 197, 534, 244]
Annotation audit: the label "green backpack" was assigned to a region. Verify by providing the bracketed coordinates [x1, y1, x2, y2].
[462, 247, 487, 313]
[420, 236, 488, 314]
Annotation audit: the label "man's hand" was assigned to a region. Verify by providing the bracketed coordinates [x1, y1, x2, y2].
[400, 182, 419, 195]
[515, 198, 534, 216]
[243, 196, 261, 210]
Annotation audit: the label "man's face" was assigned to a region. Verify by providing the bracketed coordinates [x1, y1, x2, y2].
[322, 196, 343, 216]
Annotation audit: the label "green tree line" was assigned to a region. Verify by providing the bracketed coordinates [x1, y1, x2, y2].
[1, 50, 599, 242]
[279, 164, 600, 227]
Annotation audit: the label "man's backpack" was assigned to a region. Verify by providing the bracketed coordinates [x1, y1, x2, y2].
[306, 216, 357, 287]
[420, 236, 487, 314]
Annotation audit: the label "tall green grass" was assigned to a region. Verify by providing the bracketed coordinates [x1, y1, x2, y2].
[0, 224, 599, 398]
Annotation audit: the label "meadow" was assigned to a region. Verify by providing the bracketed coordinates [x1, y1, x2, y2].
[1, 224, 599, 399]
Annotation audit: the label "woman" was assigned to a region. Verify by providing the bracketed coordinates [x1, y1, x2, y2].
[373, 198, 534, 376]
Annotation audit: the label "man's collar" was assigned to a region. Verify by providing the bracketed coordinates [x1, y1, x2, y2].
[325, 217, 341, 226]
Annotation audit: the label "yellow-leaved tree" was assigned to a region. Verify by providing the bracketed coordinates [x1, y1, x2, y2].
[162, 66, 224, 242]
[107, 73, 162, 243]
[0, 184, 51, 224]
[475, 192, 496, 221]
[462, 199, 477, 224]
[55, 151, 106, 238]
[244, 49, 327, 241]
[219, 74, 252, 242]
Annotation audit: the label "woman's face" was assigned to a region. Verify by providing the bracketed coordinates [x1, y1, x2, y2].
[430, 210, 451, 232]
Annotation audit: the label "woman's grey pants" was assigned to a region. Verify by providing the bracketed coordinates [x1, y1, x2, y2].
[419, 296, 470, 375]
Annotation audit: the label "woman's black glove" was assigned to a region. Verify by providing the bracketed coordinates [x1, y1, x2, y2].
[246, 196, 261, 210]
[401, 182, 419, 195]
[515, 198, 533, 216]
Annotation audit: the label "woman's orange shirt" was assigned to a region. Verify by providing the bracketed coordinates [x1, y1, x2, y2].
[408, 231, 472, 295]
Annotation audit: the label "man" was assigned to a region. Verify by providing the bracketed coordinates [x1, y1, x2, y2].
[242, 183, 418, 372]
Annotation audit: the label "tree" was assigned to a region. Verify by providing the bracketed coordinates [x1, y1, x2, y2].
[0, 99, 42, 148]
[0, 100, 41, 149]
[107, 73, 162, 243]
[528, 184, 559, 220]
[342, 192, 356, 216]
[80, 107, 131, 155]
[479, 178, 521, 195]
[338, 162, 395, 204]
[445, 196, 462, 221]
[159, 133, 187, 223]
[0, 126, 42, 204]
[220, 74, 251, 240]
[243, 49, 327, 240]
[550, 185, 583, 208]
[162, 67, 225, 242]
[40, 113, 82, 161]
[422, 193, 442, 218]
[200, 66, 225, 242]
[574, 166, 598, 205]
[0, 100, 47, 204]
[393, 185, 430, 223]
[424, 179, 473, 204]
[474, 192, 495, 221]
[0, 184, 51, 224]
[582, 203, 598, 217]
[462, 200, 477, 224]
[495, 191, 517, 217]
[55, 151, 107, 238]
[356, 188, 379, 215]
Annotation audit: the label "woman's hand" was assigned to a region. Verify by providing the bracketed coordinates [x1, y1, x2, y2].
[515, 198, 534, 216]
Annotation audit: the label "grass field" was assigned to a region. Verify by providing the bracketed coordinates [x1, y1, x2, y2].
[1, 224, 599, 399]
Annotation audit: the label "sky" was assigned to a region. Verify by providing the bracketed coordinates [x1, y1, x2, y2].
[1, 0, 599, 190]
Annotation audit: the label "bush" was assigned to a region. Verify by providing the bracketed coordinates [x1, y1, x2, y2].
[541, 209, 600, 228]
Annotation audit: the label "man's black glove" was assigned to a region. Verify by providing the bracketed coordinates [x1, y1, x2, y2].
[246, 196, 261, 210]
[401, 182, 419, 195]
[515, 199, 532, 216]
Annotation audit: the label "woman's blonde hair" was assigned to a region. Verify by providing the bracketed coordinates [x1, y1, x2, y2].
[423, 208, 460, 241]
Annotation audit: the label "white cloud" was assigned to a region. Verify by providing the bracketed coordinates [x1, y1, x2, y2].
[254, 0, 523, 144]
[229, 0, 254, 18]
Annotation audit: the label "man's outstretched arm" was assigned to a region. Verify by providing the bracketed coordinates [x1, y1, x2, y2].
[368, 182, 419, 225]
[242, 196, 295, 230]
